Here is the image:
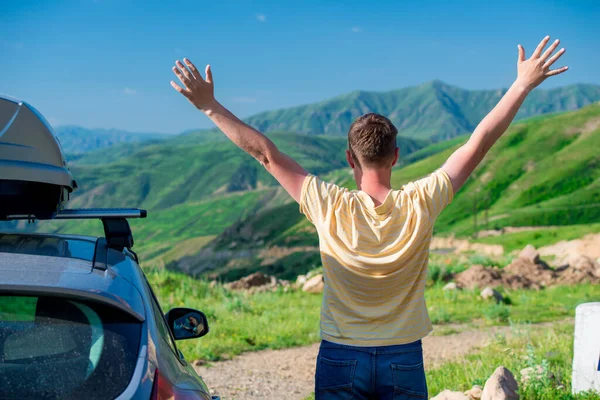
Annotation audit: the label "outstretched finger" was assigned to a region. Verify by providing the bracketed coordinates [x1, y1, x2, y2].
[540, 39, 560, 62]
[532, 35, 550, 58]
[172, 66, 191, 89]
[205, 64, 213, 84]
[546, 66, 569, 77]
[543, 48, 565, 69]
[518, 45, 526, 63]
[170, 81, 190, 97]
[176, 60, 193, 81]
[184, 58, 202, 81]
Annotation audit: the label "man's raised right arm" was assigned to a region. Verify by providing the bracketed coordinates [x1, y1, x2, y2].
[442, 36, 568, 192]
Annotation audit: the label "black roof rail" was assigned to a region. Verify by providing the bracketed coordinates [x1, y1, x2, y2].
[6, 208, 147, 252]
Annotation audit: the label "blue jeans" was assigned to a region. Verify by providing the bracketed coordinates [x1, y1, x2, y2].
[315, 339, 427, 400]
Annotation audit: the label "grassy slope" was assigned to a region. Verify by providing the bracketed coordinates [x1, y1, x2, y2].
[69, 133, 354, 211]
[344, 104, 600, 236]
[194, 105, 600, 280]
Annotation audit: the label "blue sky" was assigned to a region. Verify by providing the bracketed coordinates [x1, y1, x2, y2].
[1, 0, 599, 134]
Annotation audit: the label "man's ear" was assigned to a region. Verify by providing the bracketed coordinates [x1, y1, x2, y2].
[391, 147, 399, 167]
[346, 149, 356, 169]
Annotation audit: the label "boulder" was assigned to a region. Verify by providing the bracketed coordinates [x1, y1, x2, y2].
[503, 258, 554, 289]
[481, 287, 504, 303]
[481, 366, 519, 400]
[455, 265, 503, 290]
[226, 272, 271, 290]
[443, 282, 459, 291]
[302, 274, 324, 293]
[296, 275, 307, 286]
[431, 390, 470, 400]
[465, 385, 483, 399]
[561, 254, 600, 278]
[518, 244, 540, 264]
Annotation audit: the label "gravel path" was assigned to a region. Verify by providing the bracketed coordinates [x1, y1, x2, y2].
[194, 324, 519, 400]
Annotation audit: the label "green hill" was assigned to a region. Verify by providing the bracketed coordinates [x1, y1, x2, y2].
[67, 132, 422, 211]
[244, 81, 600, 140]
[55, 125, 169, 154]
[179, 104, 600, 281]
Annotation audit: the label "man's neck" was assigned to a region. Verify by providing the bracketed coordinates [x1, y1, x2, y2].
[354, 168, 393, 206]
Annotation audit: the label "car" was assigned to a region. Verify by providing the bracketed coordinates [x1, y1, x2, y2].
[0, 94, 219, 399]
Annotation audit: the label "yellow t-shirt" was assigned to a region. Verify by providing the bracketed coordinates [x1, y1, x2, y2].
[299, 169, 454, 346]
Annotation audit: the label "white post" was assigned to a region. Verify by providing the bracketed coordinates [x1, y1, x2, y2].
[572, 302, 600, 394]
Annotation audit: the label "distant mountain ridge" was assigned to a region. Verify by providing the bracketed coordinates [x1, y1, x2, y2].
[54, 125, 169, 154]
[243, 81, 600, 140]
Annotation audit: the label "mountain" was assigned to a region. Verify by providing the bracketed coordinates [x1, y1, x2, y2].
[54, 125, 169, 154]
[243, 81, 600, 140]
[174, 104, 600, 281]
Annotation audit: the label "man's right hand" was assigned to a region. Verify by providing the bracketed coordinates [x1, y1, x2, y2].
[515, 36, 568, 92]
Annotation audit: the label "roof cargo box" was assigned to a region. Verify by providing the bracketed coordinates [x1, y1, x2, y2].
[0, 94, 77, 220]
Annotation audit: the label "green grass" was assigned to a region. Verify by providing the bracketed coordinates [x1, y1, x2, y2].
[147, 267, 600, 362]
[426, 284, 599, 326]
[147, 268, 322, 361]
[427, 321, 599, 399]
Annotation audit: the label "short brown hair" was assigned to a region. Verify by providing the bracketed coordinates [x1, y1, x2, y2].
[348, 113, 398, 167]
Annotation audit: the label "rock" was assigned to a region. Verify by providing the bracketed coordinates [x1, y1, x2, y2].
[443, 282, 459, 291]
[465, 385, 482, 399]
[518, 244, 540, 264]
[556, 254, 600, 284]
[226, 272, 271, 290]
[481, 366, 519, 400]
[503, 257, 554, 289]
[296, 275, 307, 286]
[431, 389, 470, 400]
[302, 274, 324, 293]
[192, 359, 207, 367]
[455, 265, 503, 290]
[480, 287, 504, 303]
[560, 254, 600, 278]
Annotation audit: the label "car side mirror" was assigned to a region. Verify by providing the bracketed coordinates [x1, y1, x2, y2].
[165, 308, 209, 340]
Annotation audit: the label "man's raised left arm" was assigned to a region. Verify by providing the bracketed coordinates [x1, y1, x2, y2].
[171, 59, 308, 203]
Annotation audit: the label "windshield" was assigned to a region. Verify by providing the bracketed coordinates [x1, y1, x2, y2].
[0, 295, 142, 399]
[0, 234, 97, 261]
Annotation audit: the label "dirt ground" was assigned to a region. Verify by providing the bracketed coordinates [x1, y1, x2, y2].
[539, 233, 600, 261]
[194, 324, 529, 400]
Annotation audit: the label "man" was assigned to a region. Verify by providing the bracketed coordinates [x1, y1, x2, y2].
[171, 36, 567, 399]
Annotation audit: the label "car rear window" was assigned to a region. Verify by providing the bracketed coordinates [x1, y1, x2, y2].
[0, 233, 96, 261]
[0, 295, 142, 399]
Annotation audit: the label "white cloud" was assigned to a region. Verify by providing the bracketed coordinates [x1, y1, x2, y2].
[256, 13, 267, 23]
[351, 27, 362, 33]
[123, 87, 137, 95]
[232, 97, 257, 103]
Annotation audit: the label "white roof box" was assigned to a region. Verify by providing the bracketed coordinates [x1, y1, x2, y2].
[0, 94, 77, 220]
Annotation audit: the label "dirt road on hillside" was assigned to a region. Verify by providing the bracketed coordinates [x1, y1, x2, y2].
[194, 323, 543, 400]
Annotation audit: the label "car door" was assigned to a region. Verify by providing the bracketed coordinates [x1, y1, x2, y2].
[142, 275, 211, 399]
